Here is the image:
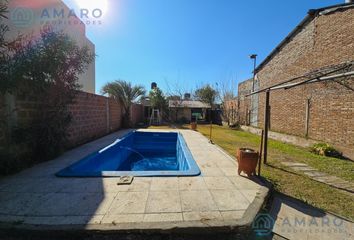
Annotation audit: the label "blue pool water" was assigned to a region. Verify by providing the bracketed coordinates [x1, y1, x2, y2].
[56, 131, 200, 177]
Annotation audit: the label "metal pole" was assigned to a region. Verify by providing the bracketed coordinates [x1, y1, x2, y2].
[305, 98, 310, 137]
[258, 130, 264, 176]
[209, 109, 213, 143]
[263, 90, 270, 164]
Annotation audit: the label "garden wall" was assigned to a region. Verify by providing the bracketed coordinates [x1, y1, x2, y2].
[0, 91, 144, 148]
[66, 91, 123, 147]
[131, 103, 144, 126]
[255, 7, 354, 158]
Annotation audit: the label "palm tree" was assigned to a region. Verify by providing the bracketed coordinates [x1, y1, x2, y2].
[102, 80, 145, 127]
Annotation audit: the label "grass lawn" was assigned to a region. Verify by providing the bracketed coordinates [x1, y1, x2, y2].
[149, 124, 354, 220]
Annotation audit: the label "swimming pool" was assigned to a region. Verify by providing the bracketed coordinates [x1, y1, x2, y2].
[56, 131, 200, 177]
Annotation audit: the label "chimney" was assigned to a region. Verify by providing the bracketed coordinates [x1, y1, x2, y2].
[151, 82, 157, 90]
[184, 93, 191, 100]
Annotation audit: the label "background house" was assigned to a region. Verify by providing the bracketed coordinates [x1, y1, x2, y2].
[169, 97, 211, 123]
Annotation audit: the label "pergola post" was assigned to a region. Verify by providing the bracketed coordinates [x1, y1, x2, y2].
[263, 90, 270, 164]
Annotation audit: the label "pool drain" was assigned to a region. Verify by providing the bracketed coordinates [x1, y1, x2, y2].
[117, 176, 134, 185]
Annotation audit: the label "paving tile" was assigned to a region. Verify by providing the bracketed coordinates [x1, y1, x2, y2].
[107, 192, 148, 214]
[178, 177, 207, 190]
[15, 178, 68, 193]
[200, 167, 225, 176]
[150, 178, 178, 191]
[331, 182, 354, 189]
[183, 211, 223, 221]
[203, 177, 235, 190]
[59, 178, 104, 193]
[108, 177, 152, 192]
[0, 192, 53, 215]
[11, 166, 59, 179]
[282, 162, 308, 167]
[31, 192, 116, 216]
[312, 176, 342, 184]
[303, 171, 327, 177]
[145, 191, 181, 213]
[291, 166, 316, 172]
[143, 213, 183, 222]
[239, 189, 258, 203]
[220, 210, 245, 220]
[215, 159, 237, 168]
[180, 190, 218, 212]
[210, 190, 250, 211]
[228, 176, 261, 190]
[198, 161, 218, 168]
[101, 214, 144, 224]
[219, 167, 239, 176]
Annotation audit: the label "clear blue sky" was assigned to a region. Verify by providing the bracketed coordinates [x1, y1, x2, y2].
[63, 0, 342, 95]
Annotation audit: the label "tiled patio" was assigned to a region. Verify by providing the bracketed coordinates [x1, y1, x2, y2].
[0, 129, 269, 233]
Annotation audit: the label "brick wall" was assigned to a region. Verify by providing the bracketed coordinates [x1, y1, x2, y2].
[0, 91, 144, 148]
[223, 79, 253, 125]
[224, 99, 239, 125]
[238, 79, 253, 125]
[130, 103, 144, 126]
[66, 91, 123, 147]
[254, 8, 354, 158]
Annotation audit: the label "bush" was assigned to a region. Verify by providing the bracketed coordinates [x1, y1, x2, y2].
[0, 25, 94, 175]
[229, 122, 240, 130]
[311, 143, 342, 158]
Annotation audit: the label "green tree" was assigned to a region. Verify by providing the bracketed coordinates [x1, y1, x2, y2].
[149, 87, 167, 111]
[101, 80, 145, 127]
[194, 84, 218, 108]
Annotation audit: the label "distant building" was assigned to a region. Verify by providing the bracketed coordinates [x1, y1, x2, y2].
[5, 0, 95, 93]
[168, 99, 211, 123]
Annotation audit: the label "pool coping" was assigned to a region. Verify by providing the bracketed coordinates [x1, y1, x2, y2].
[0, 129, 271, 235]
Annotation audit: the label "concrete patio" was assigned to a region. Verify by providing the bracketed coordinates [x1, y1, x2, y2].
[0, 129, 269, 234]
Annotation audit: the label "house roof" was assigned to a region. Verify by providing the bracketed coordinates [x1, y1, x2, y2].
[168, 100, 211, 108]
[255, 2, 354, 73]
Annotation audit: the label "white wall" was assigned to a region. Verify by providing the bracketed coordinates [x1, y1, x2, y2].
[4, 0, 95, 93]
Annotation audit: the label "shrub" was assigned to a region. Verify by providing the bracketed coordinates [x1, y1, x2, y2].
[229, 122, 240, 130]
[311, 143, 342, 158]
[0, 25, 94, 174]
